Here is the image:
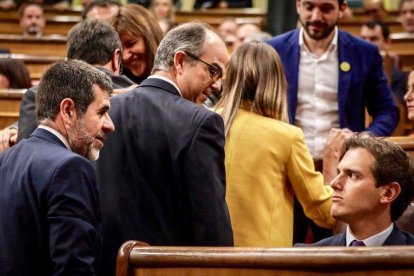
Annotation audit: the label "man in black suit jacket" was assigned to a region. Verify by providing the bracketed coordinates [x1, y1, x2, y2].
[299, 133, 414, 247]
[0, 60, 115, 275]
[10, 19, 136, 144]
[95, 22, 233, 276]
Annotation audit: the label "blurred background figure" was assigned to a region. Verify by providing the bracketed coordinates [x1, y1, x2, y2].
[217, 18, 238, 51]
[193, 0, 252, 9]
[0, 0, 15, 10]
[404, 70, 414, 124]
[364, 0, 387, 19]
[233, 23, 261, 50]
[19, 2, 46, 38]
[150, 0, 175, 34]
[83, 0, 121, 21]
[111, 3, 164, 84]
[0, 59, 32, 89]
[243, 31, 272, 43]
[360, 20, 407, 104]
[400, 0, 414, 34]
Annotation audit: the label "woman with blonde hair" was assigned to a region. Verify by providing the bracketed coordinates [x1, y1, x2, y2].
[111, 3, 163, 84]
[215, 41, 335, 247]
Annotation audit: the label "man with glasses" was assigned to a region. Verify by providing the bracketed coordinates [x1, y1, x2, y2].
[95, 22, 233, 276]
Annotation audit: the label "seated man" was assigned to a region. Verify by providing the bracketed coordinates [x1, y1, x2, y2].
[0, 59, 115, 274]
[400, 0, 414, 34]
[360, 20, 407, 104]
[19, 2, 46, 38]
[363, 0, 387, 20]
[300, 132, 414, 246]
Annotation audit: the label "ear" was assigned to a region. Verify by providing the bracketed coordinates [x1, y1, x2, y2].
[173, 51, 187, 76]
[296, 0, 301, 15]
[379, 182, 401, 204]
[59, 98, 77, 129]
[112, 49, 122, 75]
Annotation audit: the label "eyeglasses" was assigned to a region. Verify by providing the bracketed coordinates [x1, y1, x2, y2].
[184, 51, 223, 82]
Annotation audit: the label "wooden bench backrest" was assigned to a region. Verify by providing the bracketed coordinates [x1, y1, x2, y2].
[116, 241, 414, 276]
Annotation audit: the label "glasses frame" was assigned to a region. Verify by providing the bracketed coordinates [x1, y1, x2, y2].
[184, 51, 223, 82]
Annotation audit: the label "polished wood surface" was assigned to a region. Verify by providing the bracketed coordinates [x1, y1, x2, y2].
[0, 34, 66, 57]
[390, 136, 414, 159]
[116, 242, 414, 276]
[0, 89, 25, 129]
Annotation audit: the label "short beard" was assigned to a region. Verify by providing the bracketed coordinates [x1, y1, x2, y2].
[68, 119, 100, 161]
[299, 18, 337, 41]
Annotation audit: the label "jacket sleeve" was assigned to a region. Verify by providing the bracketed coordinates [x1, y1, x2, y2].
[17, 87, 38, 142]
[47, 156, 102, 276]
[182, 112, 234, 246]
[287, 128, 335, 229]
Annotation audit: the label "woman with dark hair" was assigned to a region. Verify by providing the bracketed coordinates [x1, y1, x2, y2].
[215, 41, 335, 247]
[111, 3, 164, 84]
[0, 59, 31, 89]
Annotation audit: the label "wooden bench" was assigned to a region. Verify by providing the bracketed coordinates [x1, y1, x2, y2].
[0, 53, 64, 82]
[116, 241, 414, 276]
[0, 15, 80, 36]
[390, 136, 414, 159]
[0, 34, 66, 57]
[0, 89, 25, 129]
[339, 17, 404, 36]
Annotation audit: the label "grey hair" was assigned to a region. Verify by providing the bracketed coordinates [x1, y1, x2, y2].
[152, 22, 212, 72]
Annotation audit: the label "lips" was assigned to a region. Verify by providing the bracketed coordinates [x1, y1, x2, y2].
[332, 194, 343, 202]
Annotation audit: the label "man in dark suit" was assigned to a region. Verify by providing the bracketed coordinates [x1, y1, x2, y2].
[267, 0, 399, 243]
[300, 133, 414, 246]
[0, 60, 115, 275]
[16, 19, 136, 143]
[96, 22, 233, 276]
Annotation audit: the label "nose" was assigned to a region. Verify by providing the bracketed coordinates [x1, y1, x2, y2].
[103, 113, 115, 133]
[404, 89, 413, 102]
[210, 79, 223, 94]
[330, 173, 343, 191]
[311, 8, 322, 21]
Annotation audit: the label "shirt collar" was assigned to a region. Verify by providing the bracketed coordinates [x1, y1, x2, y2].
[38, 124, 71, 151]
[346, 223, 394, 246]
[299, 26, 338, 50]
[148, 75, 183, 97]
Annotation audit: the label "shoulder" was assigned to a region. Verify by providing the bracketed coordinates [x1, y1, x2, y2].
[267, 29, 298, 49]
[309, 234, 345, 246]
[339, 30, 378, 53]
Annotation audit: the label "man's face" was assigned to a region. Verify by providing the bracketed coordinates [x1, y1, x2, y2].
[20, 5, 46, 37]
[360, 25, 388, 51]
[400, 0, 414, 33]
[296, 0, 345, 41]
[330, 148, 386, 225]
[178, 31, 229, 103]
[404, 71, 414, 120]
[68, 85, 115, 160]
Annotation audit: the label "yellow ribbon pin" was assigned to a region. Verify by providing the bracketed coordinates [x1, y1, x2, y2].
[340, 62, 351, 72]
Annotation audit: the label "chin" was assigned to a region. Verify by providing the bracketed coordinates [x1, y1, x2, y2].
[87, 148, 100, 161]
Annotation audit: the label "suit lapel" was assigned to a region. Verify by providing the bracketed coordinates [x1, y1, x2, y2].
[287, 30, 300, 124]
[337, 31, 353, 128]
[383, 225, 407, 245]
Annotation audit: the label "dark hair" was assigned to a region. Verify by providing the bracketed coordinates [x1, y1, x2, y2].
[37, 60, 112, 121]
[338, 0, 345, 6]
[111, 4, 163, 78]
[400, 0, 414, 11]
[82, 0, 121, 19]
[0, 59, 31, 89]
[19, 2, 44, 17]
[341, 132, 414, 221]
[362, 19, 390, 40]
[67, 19, 121, 66]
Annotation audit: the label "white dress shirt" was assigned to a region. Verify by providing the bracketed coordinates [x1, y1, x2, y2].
[346, 223, 394, 246]
[296, 27, 340, 160]
[38, 124, 71, 150]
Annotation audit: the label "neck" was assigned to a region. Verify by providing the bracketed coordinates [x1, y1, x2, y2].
[40, 118, 68, 140]
[347, 212, 392, 240]
[303, 29, 336, 57]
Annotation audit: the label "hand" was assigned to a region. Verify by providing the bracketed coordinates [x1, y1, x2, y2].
[0, 127, 17, 153]
[323, 128, 353, 183]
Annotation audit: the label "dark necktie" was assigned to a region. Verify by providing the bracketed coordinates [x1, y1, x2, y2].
[350, 240, 366, 246]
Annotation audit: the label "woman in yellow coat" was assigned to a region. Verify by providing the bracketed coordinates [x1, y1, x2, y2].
[215, 41, 335, 247]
